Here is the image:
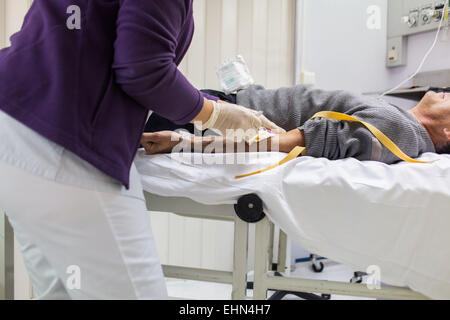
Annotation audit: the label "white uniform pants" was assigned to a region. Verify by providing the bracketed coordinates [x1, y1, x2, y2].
[0, 161, 168, 299]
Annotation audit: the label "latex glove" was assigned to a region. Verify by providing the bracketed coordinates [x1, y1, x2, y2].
[198, 101, 285, 135]
[249, 109, 286, 134]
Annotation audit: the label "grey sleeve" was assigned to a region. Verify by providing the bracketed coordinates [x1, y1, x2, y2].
[301, 118, 376, 161]
[301, 107, 432, 164]
[238, 85, 379, 161]
[237, 84, 433, 163]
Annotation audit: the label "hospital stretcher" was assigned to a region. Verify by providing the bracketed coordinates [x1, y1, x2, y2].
[146, 193, 427, 300]
[137, 150, 450, 300]
[0, 194, 428, 301]
[3, 149, 449, 300]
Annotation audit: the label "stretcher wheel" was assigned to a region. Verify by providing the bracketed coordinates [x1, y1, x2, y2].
[234, 194, 265, 223]
[350, 271, 367, 284]
[350, 277, 363, 284]
[310, 254, 325, 273]
[312, 261, 324, 273]
[267, 272, 332, 300]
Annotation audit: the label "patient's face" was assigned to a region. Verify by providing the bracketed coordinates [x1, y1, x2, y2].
[421, 91, 450, 153]
[419, 91, 450, 125]
[421, 91, 450, 112]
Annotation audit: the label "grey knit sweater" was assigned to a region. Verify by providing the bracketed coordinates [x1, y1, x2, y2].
[237, 85, 435, 164]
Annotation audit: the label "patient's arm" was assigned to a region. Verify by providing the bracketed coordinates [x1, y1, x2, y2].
[141, 129, 305, 155]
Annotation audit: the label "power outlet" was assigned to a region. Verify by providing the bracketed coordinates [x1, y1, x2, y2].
[386, 36, 407, 67]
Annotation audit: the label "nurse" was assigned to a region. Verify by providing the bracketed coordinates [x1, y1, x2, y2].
[0, 1, 278, 299]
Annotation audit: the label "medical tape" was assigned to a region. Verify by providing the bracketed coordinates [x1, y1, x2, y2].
[235, 111, 434, 179]
[235, 146, 306, 179]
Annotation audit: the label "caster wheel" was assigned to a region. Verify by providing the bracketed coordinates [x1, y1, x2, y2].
[234, 194, 265, 223]
[350, 272, 366, 284]
[350, 277, 363, 284]
[312, 261, 324, 273]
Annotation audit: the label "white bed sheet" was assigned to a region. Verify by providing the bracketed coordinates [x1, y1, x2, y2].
[135, 149, 450, 299]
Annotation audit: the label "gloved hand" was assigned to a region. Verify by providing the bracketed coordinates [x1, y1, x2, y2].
[197, 101, 285, 135]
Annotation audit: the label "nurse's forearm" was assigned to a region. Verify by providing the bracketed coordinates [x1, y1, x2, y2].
[190, 98, 214, 124]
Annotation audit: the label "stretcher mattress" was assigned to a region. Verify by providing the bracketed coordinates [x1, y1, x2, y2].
[135, 149, 450, 299]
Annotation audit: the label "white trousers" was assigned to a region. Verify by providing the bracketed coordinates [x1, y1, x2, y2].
[0, 161, 168, 300]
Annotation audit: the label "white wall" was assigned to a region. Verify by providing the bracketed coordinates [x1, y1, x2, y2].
[297, 0, 390, 94]
[298, 0, 450, 94]
[179, 0, 295, 90]
[0, 0, 32, 47]
[388, 30, 450, 88]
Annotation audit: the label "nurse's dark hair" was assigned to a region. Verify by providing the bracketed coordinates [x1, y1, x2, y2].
[436, 142, 450, 154]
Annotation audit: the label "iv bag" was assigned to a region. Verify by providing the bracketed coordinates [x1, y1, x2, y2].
[216, 55, 255, 94]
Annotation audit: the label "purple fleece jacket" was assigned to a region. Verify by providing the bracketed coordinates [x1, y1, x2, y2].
[0, 0, 214, 187]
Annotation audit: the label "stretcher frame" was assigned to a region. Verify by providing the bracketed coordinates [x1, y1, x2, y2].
[252, 217, 428, 300]
[1, 193, 429, 300]
[146, 193, 429, 300]
[1, 211, 14, 300]
[144, 193, 250, 300]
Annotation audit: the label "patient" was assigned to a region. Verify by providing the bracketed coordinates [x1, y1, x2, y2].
[142, 85, 450, 163]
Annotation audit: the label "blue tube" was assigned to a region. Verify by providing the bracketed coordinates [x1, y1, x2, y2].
[295, 256, 326, 263]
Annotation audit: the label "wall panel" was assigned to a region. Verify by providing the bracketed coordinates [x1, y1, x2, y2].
[187, 0, 207, 89]
[251, 0, 269, 85]
[0, 1, 5, 48]
[220, 0, 238, 62]
[204, 0, 223, 89]
[266, 0, 283, 88]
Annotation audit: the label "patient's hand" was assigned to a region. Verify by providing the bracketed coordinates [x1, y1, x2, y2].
[141, 131, 183, 155]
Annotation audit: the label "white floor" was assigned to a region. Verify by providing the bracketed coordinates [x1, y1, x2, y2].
[166, 260, 375, 300]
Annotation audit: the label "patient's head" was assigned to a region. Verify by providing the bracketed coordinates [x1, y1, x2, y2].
[410, 91, 450, 154]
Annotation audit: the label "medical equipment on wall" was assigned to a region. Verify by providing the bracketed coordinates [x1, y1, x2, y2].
[217, 55, 255, 94]
[383, 1, 449, 95]
[387, 0, 449, 67]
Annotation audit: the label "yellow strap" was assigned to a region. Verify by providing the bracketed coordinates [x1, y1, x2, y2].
[311, 111, 431, 164]
[235, 146, 305, 179]
[235, 111, 433, 179]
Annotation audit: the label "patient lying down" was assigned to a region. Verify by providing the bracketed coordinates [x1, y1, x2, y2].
[142, 85, 450, 163]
